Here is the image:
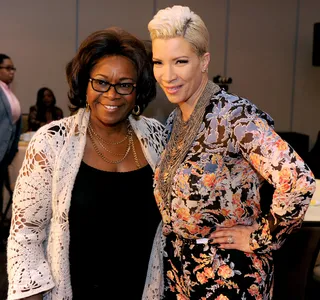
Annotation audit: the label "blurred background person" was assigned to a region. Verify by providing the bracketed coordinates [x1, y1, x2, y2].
[0, 54, 21, 222]
[28, 87, 63, 131]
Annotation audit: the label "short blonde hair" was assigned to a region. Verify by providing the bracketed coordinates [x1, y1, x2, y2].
[148, 5, 209, 56]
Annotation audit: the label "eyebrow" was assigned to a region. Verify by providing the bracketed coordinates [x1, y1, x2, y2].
[152, 56, 189, 61]
[93, 74, 136, 81]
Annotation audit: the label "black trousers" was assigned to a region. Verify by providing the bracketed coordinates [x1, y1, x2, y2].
[0, 157, 11, 217]
[0, 157, 12, 248]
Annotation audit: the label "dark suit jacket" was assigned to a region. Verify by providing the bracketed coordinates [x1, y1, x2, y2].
[0, 86, 21, 165]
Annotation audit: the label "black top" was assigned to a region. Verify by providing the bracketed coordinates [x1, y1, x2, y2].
[69, 161, 161, 299]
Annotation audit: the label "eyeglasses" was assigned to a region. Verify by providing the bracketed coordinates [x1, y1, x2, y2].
[89, 78, 136, 95]
[0, 66, 17, 71]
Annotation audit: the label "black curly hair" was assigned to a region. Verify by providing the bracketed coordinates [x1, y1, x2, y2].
[66, 27, 156, 116]
[0, 54, 10, 64]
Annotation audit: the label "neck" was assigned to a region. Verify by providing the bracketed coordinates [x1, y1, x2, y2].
[88, 119, 129, 142]
[179, 76, 208, 122]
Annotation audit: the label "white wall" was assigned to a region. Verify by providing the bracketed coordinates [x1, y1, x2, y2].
[1, 0, 320, 147]
[0, 0, 76, 117]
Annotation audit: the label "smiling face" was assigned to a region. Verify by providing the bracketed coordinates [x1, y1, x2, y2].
[86, 55, 137, 126]
[152, 37, 210, 114]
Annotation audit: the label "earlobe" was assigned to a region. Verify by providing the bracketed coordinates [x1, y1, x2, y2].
[200, 52, 210, 72]
[202, 52, 210, 71]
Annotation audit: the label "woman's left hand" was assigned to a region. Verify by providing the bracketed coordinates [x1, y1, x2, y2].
[209, 223, 259, 253]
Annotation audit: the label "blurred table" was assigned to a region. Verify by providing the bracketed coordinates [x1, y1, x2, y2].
[304, 179, 320, 223]
[8, 141, 29, 186]
[304, 205, 320, 223]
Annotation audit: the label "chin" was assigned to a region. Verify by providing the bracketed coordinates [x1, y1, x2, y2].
[165, 95, 183, 105]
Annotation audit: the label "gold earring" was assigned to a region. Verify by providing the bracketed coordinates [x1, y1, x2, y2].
[86, 101, 90, 112]
[132, 105, 141, 116]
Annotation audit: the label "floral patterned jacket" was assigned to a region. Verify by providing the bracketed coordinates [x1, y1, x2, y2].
[143, 81, 316, 299]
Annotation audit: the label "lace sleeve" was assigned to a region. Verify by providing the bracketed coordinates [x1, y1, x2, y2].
[142, 221, 165, 300]
[7, 129, 56, 299]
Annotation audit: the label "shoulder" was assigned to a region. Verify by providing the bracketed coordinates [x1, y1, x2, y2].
[29, 105, 37, 112]
[29, 109, 88, 162]
[0, 86, 4, 97]
[55, 106, 63, 113]
[211, 89, 254, 108]
[209, 90, 274, 128]
[31, 115, 77, 148]
[54, 106, 64, 118]
[129, 115, 167, 149]
[131, 115, 165, 133]
[0, 87, 8, 103]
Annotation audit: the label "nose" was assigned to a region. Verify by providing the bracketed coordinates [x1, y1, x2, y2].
[161, 65, 177, 82]
[102, 85, 119, 99]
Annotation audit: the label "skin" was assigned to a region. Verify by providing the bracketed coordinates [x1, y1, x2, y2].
[0, 58, 15, 85]
[83, 55, 148, 172]
[43, 89, 54, 107]
[152, 37, 258, 253]
[21, 55, 146, 300]
[86, 55, 137, 128]
[42, 89, 55, 124]
[152, 37, 209, 121]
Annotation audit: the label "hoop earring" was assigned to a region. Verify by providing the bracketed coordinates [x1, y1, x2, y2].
[86, 101, 90, 112]
[132, 105, 141, 116]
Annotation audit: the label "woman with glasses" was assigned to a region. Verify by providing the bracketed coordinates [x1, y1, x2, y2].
[6, 27, 167, 300]
[0, 53, 21, 223]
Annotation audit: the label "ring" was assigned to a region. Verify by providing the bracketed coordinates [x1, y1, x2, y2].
[227, 236, 234, 244]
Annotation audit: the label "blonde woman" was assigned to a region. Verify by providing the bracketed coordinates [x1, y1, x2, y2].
[144, 5, 316, 299]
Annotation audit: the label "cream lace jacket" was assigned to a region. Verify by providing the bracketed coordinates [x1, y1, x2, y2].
[6, 108, 166, 300]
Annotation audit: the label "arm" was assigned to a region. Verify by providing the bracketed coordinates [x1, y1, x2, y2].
[233, 115, 316, 253]
[0, 89, 19, 163]
[7, 129, 55, 299]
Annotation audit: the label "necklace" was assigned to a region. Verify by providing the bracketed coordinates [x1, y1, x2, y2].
[88, 122, 129, 145]
[129, 132, 141, 169]
[157, 81, 220, 210]
[88, 126, 131, 164]
[88, 125, 124, 156]
[88, 122, 141, 168]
